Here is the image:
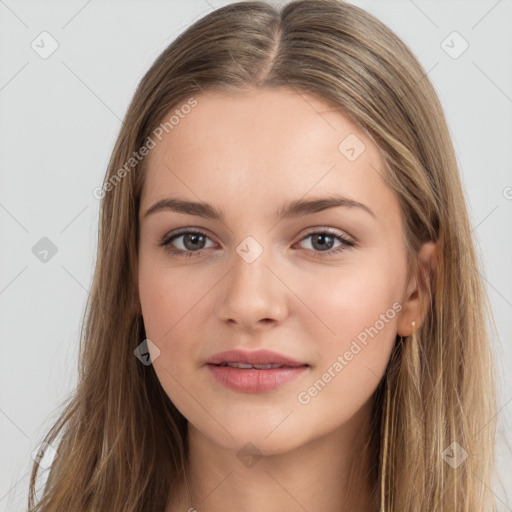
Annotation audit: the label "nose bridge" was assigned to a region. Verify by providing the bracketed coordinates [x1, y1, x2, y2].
[230, 234, 275, 301]
[216, 233, 287, 325]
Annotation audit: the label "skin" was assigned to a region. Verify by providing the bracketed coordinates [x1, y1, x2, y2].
[136, 87, 438, 512]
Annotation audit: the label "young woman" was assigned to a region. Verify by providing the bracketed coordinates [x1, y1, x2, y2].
[28, 1, 499, 511]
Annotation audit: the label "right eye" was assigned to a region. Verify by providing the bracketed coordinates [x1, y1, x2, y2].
[160, 229, 216, 257]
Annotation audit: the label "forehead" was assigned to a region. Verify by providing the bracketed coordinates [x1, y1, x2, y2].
[140, 87, 399, 228]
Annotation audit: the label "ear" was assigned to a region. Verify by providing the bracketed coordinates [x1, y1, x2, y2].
[397, 241, 439, 336]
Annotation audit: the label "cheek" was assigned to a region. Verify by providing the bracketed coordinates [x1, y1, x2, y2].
[138, 263, 206, 406]
[292, 257, 404, 408]
[138, 258, 212, 342]
[296, 253, 403, 338]
[137, 258, 222, 406]
[326, 275, 401, 346]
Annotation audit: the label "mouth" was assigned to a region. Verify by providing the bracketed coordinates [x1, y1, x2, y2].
[204, 349, 310, 392]
[208, 362, 308, 370]
[206, 361, 309, 393]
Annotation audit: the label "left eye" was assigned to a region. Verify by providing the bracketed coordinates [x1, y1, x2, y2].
[293, 229, 355, 258]
[159, 229, 354, 258]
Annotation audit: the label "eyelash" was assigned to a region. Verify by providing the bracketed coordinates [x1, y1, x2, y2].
[159, 227, 355, 259]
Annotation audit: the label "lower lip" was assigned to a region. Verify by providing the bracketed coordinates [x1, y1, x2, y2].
[206, 364, 309, 393]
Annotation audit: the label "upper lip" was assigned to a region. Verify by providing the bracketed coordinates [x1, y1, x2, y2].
[206, 349, 308, 367]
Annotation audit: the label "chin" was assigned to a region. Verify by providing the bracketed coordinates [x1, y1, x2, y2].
[196, 417, 310, 456]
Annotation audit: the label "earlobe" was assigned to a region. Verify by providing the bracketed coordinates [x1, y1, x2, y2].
[396, 241, 440, 336]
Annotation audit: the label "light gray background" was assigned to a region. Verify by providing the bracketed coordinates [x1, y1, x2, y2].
[1, 0, 511, 510]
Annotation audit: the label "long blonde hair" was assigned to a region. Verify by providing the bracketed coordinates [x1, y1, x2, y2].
[28, 1, 499, 510]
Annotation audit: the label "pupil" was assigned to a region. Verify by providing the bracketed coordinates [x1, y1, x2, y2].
[313, 234, 333, 251]
[185, 234, 204, 250]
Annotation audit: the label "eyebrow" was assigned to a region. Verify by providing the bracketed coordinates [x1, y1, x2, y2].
[142, 194, 376, 221]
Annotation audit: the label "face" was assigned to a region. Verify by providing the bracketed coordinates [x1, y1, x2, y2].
[137, 87, 414, 455]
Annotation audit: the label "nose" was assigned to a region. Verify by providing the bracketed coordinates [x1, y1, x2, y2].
[214, 241, 289, 332]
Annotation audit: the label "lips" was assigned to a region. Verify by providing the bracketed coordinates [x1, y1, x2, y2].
[205, 349, 308, 368]
[205, 349, 310, 393]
